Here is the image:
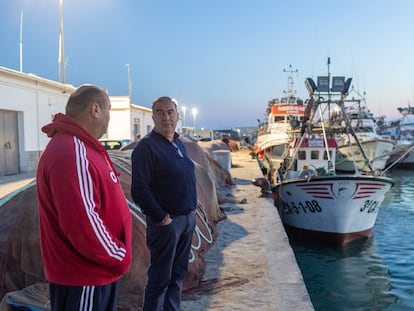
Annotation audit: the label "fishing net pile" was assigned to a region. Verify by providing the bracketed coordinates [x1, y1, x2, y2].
[0, 138, 234, 310]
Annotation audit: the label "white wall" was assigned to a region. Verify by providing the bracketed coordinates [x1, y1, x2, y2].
[0, 67, 155, 173]
[106, 96, 153, 140]
[131, 104, 153, 137]
[0, 67, 74, 172]
[0, 79, 70, 151]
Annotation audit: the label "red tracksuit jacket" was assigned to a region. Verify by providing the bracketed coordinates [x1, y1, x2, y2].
[37, 113, 132, 286]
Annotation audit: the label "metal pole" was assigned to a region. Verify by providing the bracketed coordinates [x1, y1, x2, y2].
[20, 12, 23, 72]
[59, 0, 65, 83]
[181, 106, 187, 128]
[126, 64, 131, 97]
[192, 108, 197, 136]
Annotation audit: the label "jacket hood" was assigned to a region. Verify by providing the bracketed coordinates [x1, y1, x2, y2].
[42, 113, 105, 151]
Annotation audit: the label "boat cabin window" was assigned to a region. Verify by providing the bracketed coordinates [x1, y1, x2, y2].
[294, 145, 337, 173]
[290, 119, 300, 128]
[311, 150, 319, 160]
[288, 115, 301, 121]
[298, 151, 306, 160]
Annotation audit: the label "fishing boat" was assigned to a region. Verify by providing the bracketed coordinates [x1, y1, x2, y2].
[334, 95, 395, 172]
[271, 66, 394, 246]
[381, 106, 414, 168]
[253, 65, 306, 181]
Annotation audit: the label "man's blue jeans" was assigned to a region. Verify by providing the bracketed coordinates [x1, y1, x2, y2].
[142, 212, 196, 311]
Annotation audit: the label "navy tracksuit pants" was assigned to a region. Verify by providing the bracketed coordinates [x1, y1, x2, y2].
[49, 281, 119, 311]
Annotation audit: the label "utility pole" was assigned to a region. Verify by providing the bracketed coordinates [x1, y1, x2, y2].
[20, 12, 23, 72]
[59, 0, 65, 83]
[126, 64, 132, 97]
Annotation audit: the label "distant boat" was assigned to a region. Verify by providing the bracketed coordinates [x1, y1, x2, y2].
[381, 106, 414, 168]
[268, 65, 394, 246]
[253, 65, 306, 182]
[334, 95, 395, 172]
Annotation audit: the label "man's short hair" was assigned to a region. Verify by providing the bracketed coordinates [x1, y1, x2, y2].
[151, 96, 177, 111]
[66, 85, 108, 117]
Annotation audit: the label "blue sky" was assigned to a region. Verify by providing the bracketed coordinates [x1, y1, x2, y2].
[1, 0, 414, 129]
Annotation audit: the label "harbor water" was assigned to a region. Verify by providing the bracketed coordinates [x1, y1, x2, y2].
[291, 168, 414, 311]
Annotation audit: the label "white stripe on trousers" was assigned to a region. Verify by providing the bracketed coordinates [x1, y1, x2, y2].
[80, 286, 95, 311]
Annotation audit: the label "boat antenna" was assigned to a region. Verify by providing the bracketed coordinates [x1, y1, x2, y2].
[327, 56, 331, 95]
[327, 57, 332, 134]
[283, 64, 298, 98]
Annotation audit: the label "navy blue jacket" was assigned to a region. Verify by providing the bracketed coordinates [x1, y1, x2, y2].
[131, 130, 197, 223]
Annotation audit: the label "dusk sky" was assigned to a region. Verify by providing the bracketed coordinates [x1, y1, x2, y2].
[1, 0, 414, 129]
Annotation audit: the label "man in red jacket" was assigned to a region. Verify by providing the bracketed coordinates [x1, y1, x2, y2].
[37, 85, 132, 311]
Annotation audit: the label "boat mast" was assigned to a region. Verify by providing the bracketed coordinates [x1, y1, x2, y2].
[283, 64, 298, 99]
[327, 57, 332, 134]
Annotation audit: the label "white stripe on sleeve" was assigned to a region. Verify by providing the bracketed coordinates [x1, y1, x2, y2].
[74, 137, 126, 261]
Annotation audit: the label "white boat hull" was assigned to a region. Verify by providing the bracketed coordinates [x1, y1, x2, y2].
[272, 175, 394, 245]
[255, 125, 292, 152]
[336, 139, 394, 172]
[395, 141, 414, 167]
[400, 150, 414, 166]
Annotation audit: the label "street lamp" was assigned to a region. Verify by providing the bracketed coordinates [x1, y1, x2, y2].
[125, 64, 131, 97]
[181, 106, 187, 127]
[192, 108, 197, 136]
[59, 0, 65, 83]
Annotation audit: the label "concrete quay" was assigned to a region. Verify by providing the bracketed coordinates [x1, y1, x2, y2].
[181, 149, 314, 311]
[0, 171, 36, 200]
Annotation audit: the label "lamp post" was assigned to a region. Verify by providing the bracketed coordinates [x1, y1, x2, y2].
[59, 0, 65, 83]
[125, 64, 131, 97]
[192, 108, 197, 136]
[181, 106, 187, 128]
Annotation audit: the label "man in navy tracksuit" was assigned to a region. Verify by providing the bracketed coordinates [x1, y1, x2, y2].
[131, 96, 197, 311]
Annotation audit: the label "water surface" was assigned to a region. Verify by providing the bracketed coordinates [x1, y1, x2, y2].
[292, 169, 414, 311]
